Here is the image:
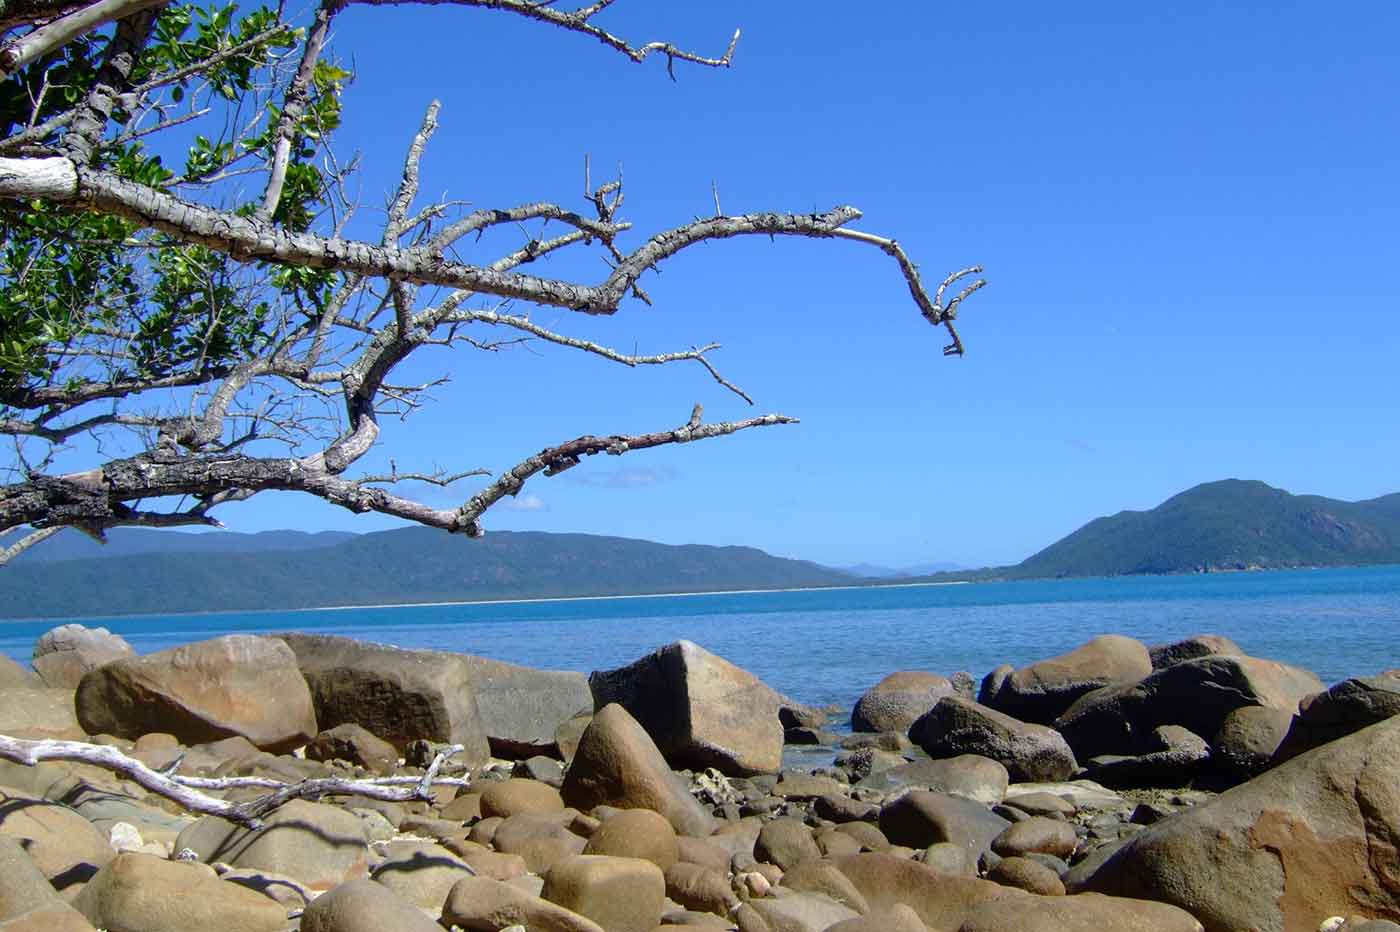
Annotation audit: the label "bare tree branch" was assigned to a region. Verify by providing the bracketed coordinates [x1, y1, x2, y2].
[0, 0, 166, 81]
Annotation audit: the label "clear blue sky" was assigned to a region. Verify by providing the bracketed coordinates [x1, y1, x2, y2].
[170, 2, 1400, 568]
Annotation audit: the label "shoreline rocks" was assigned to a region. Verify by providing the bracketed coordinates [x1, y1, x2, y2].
[0, 628, 1396, 931]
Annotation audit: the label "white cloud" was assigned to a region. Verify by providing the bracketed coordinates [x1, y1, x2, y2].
[500, 493, 549, 512]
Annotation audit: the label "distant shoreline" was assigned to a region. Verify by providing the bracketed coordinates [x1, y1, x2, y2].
[0, 579, 973, 625]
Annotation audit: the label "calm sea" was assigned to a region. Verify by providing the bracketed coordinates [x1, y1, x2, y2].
[4, 566, 1399, 714]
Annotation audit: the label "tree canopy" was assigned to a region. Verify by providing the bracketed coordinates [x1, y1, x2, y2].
[0, 0, 984, 563]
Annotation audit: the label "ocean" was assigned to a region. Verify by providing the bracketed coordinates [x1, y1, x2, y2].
[4, 566, 1399, 715]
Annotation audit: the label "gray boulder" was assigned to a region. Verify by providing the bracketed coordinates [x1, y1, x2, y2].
[0, 656, 40, 690]
[911, 696, 1078, 782]
[76, 635, 316, 752]
[879, 790, 1011, 864]
[459, 654, 591, 759]
[1056, 653, 1322, 760]
[588, 640, 784, 776]
[979, 635, 1152, 725]
[854, 754, 1009, 806]
[851, 671, 955, 733]
[1210, 705, 1294, 785]
[279, 633, 490, 766]
[32, 624, 134, 689]
[1081, 725, 1211, 789]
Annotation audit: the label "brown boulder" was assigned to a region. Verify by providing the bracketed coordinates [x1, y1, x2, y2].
[957, 891, 1204, 931]
[911, 697, 1078, 782]
[369, 840, 475, 912]
[856, 754, 1009, 805]
[0, 689, 84, 741]
[754, 818, 822, 870]
[879, 790, 1010, 863]
[1056, 654, 1323, 760]
[1148, 634, 1243, 670]
[1081, 715, 1400, 932]
[991, 817, 1078, 860]
[831, 853, 1015, 929]
[1273, 670, 1400, 762]
[1211, 705, 1295, 784]
[560, 703, 716, 837]
[852, 671, 956, 733]
[987, 856, 1065, 895]
[542, 854, 665, 932]
[480, 777, 565, 818]
[300, 878, 442, 932]
[588, 640, 784, 776]
[278, 633, 490, 765]
[304, 723, 398, 774]
[31, 625, 134, 689]
[72, 854, 286, 932]
[0, 786, 111, 891]
[664, 861, 738, 916]
[979, 636, 1152, 725]
[582, 808, 679, 870]
[0, 657, 39, 690]
[491, 811, 587, 874]
[442, 874, 604, 932]
[173, 798, 368, 890]
[75, 635, 315, 752]
[458, 654, 592, 759]
[826, 904, 929, 932]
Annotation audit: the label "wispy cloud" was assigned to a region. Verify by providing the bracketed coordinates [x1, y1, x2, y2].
[500, 493, 549, 512]
[567, 466, 678, 489]
[1067, 438, 1097, 454]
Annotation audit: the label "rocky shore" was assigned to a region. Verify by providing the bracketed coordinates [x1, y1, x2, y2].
[1, 626, 1398, 932]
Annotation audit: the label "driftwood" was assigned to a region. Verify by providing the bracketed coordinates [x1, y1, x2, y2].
[0, 734, 468, 827]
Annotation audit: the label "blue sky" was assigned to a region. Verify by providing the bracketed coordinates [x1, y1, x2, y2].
[154, 2, 1400, 567]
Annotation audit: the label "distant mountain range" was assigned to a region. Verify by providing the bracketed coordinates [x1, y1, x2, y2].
[1006, 479, 1400, 577]
[3, 479, 1398, 618]
[0, 527, 857, 619]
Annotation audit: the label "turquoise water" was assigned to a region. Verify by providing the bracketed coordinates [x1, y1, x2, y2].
[4, 566, 1399, 712]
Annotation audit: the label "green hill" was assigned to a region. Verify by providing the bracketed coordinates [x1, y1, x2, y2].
[0, 527, 856, 619]
[1009, 479, 1400, 577]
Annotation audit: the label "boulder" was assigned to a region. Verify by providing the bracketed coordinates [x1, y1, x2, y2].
[174, 798, 369, 890]
[979, 635, 1152, 725]
[582, 808, 679, 870]
[987, 855, 1065, 895]
[855, 754, 1009, 805]
[1082, 725, 1211, 789]
[459, 655, 591, 758]
[991, 817, 1078, 860]
[369, 840, 475, 912]
[31, 625, 134, 689]
[72, 853, 287, 932]
[542, 855, 665, 932]
[278, 633, 490, 765]
[75, 635, 315, 752]
[0, 836, 93, 931]
[754, 818, 822, 870]
[1211, 705, 1295, 785]
[1148, 634, 1243, 670]
[879, 790, 1010, 864]
[851, 671, 956, 733]
[1273, 670, 1400, 762]
[1056, 654, 1323, 760]
[957, 891, 1205, 931]
[588, 640, 784, 776]
[825, 904, 929, 932]
[911, 697, 1078, 782]
[831, 853, 1015, 929]
[780, 860, 871, 913]
[442, 875, 604, 932]
[664, 862, 737, 917]
[0, 688, 84, 740]
[300, 878, 443, 932]
[0, 900, 95, 932]
[0, 786, 111, 890]
[304, 723, 398, 774]
[559, 703, 716, 837]
[1081, 715, 1400, 932]
[480, 777, 565, 818]
[745, 891, 860, 931]
[0, 657, 39, 690]
[491, 812, 587, 874]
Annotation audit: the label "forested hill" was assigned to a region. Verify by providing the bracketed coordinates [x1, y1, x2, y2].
[1008, 480, 1400, 577]
[0, 527, 856, 619]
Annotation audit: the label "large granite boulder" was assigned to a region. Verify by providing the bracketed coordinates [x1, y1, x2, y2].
[958, 891, 1205, 931]
[1081, 715, 1400, 932]
[278, 633, 489, 766]
[1055, 654, 1323, 760]
[588, 640, 783, 776]
[0, 656, 39, 690]
[1273, 670, 1400, 763]
[1081, 725, 1211, 789]
[1211, 705, 1295, 785]
[979, 635, 1152, 725]
[75, 635, 315, 752]
[0, 785, 113, 890]
[559, 703, 716, 837]
[911, 696, 1078, 782]
[830, 853, 1015, 930]
[31, 624, 134, 689]
[851, 671, 956, 733]
[855, 754, 1009, 805]
[0, 688, 84, 740]
[458, 654, 591, 759]
[174, 799, 369, 891]
[304, 723, 398, 775]
[300, 878, 443, 932]
[72, 854, 286, 932]
[0, 835, 95, 931]
[879, 790, 1011, 863]
[1148, 634, 1243, 670]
